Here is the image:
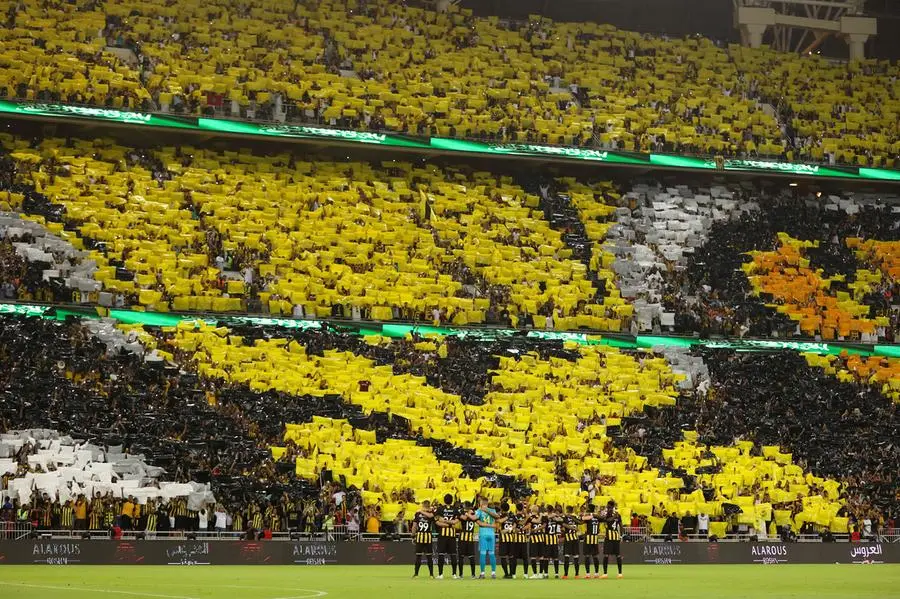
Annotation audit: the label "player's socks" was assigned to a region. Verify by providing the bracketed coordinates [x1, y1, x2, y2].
[427, 555, 434, 577]
[414, 555, 422, 577]
[573, 557, 580, 577]
[602, 556, 609, 575]
[479, 551, 486, 574]
[489, 551, 496, 573]
[438, 555, 445, 577]
[563, 556, 570, 577]
[469, 557, 476, 578]
[530, 558, 537, 575]
[500, 556, 508, 577]
[593, 556, 600, 574]
[510, 558, 517, 577]
[553, 559, 559, 576]
[616, 556, 623, 575]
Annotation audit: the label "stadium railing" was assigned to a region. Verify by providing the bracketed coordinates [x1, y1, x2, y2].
[18, 529, 898, 544]
[22, 526, 367, 542]
[0, 521, 33, 540]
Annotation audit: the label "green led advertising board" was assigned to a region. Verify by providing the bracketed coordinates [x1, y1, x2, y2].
[0, 100, 198, 129]
[2, 100, 899, 182]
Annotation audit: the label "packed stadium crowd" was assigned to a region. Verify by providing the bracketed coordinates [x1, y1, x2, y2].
[0, 1, 899, 571]
[0, 314, 896, 546]
[0, 132, 897, 342]
[1, 0, 898, 168]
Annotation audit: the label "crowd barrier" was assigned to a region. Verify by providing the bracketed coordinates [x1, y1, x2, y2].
[0, 540, 895, 566]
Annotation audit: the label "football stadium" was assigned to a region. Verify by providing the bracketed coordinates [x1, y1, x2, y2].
[0, 0, 898, 597]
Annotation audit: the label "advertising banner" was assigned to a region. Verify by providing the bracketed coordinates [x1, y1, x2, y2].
[198, 118, 430, 148]
[0, 100, 197, 129]
[2, 540, 897, 566]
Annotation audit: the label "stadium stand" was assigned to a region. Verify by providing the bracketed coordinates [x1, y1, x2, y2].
[1, 133, 632, 330]
[2, 0, 897, 168]
[2, 130, 898, 341]
[2, 312, 895, 539]
[731, 46, 900, 168]
[647, 183, 900, 341]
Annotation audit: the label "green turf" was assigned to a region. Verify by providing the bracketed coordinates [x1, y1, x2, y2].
[0, 564, 897, 599]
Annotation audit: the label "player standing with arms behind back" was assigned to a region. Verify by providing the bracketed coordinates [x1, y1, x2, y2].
[475, 497, 500, 579]
[601, 500, 623, 579]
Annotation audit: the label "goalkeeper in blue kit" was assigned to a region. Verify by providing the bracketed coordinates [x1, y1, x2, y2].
[475, 496, 502, 579]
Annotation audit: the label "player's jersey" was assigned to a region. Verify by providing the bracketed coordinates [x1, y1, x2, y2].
[475, 508, 496, 536]
[530, 515, 547, 544]
[563, 515, 580, 542]
[414, 510, 434, 544]
[435, 505, 458, 537]
[500, 513, 518, 543]
[584, 514, 601, 545]
[515, 513, 530, 543]
[547, 518, 563, 543]
[459, 512, 477, 542]
[605, 512, 623, 542]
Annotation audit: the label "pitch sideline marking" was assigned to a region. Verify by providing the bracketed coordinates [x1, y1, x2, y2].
[212, 585, 326, 599]
[0, 581, 199, 599]
[150, 582, 328, 598]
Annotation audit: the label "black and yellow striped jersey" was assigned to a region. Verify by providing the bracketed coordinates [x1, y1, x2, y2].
[60, 505, 74, 528]
[89, 501, 104, 529]
[413, 510, 434, 544]
[583, 514, 601, 544]
[458, 513, 477, 542]
[605, 512, 622, 542]
[500, 513, 518, 543]
[435, 506, 458, 537]
[563, 515, 580, 542]
[546, 518, 563, 542]
[529, 516, 548, 544]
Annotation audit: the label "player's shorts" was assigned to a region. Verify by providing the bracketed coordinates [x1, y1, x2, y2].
[501, 541, 517, 558]
[437, 536, 457, 554]
[510, 542, 526, 559]
[603, 540, 621, 555]
[544, 542, 560, 560]
[415, 542, 432, 554]
[582, 542, 599, 557]
[528, 541, 543, 560]
[458, 540, 476, 557]
[563, 540, 580, 556]
[478, 534, 496, 554]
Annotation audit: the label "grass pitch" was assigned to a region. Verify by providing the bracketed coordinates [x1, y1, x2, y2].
[0, 564, 897, 599]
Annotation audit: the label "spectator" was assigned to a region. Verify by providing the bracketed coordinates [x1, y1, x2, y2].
[365, 507, 380, 534]
[198, 508, 209, 537]
[214, 506, 227, 536]
[697, 511, 710, 538]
